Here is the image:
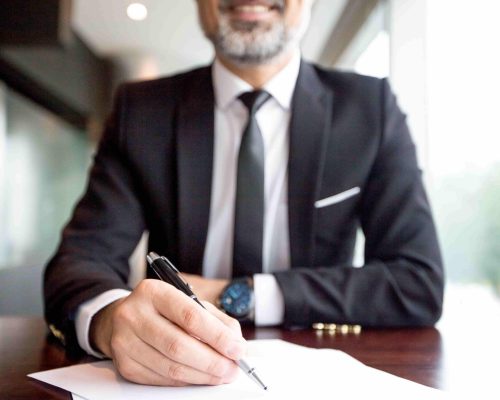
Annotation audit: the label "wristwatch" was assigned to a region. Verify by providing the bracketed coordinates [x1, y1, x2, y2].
[218, 277, 255, 323]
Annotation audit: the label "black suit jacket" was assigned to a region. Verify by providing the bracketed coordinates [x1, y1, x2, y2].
[44, 61, 444, 350]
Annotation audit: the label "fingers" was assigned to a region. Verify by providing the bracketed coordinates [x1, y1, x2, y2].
[136, 311, 239, 382]
[152, 283, 247, 361]
[113, 333, 235, 386]
[113, 351, 185, 387]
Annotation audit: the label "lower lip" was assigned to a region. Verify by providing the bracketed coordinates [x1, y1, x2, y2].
[229, 7, 278, 22]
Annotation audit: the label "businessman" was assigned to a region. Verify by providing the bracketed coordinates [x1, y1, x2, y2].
[44, 0, 444, 387]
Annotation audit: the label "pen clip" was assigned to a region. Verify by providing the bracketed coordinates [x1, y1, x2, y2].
[159, 256, 193, 290]
[161, 256, 180, 273]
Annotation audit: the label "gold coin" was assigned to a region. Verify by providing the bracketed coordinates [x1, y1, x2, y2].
[340, 325, 349, 334]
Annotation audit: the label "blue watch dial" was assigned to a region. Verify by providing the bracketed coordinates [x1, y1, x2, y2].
[220, 280, 253, 318]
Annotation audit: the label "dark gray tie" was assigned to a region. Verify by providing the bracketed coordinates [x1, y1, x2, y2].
[232, 90, 271, 278]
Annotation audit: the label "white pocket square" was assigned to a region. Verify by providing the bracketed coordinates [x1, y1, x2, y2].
[314, 187, 361, 209]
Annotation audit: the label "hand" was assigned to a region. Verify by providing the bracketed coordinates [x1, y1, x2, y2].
[89, 279, 245, 386]
[180, 273, 229, 305]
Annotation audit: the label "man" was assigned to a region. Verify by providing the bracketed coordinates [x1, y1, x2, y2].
[44, 0, 444, 388]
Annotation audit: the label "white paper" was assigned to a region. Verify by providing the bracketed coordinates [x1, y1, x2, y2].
[31, 339, 452, 400]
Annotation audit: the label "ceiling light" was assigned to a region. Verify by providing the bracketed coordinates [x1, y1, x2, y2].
[127, 3, 148, 21]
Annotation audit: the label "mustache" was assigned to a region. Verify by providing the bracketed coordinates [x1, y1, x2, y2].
[219, 0, 285, 11]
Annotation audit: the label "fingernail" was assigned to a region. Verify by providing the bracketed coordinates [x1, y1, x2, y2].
[227, 340, 245, 359]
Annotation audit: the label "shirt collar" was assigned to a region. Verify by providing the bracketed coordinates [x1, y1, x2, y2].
[212, 49, 302, 111]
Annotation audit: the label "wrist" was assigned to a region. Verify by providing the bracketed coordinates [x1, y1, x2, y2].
[89, 298, 124, 357]
[208, 278, 230, 305]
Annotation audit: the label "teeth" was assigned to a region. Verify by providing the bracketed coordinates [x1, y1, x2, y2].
[234, 5, 271, 13]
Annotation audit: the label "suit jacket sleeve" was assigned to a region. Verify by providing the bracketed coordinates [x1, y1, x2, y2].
[43, 85, 146, 350]
[273, 79, 444, 328]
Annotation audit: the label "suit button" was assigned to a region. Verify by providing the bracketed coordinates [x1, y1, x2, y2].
[48, 324, 66, 345]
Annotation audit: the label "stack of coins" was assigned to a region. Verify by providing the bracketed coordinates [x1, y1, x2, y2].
[312, 323, 362, 335]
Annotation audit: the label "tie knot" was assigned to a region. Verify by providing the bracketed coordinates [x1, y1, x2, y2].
[239, 90, 271, 115]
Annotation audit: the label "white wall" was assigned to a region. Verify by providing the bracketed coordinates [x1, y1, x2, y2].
[426, 0, 500, 181]
[388, 0, 500, 181]
[388, 0, 429, 171]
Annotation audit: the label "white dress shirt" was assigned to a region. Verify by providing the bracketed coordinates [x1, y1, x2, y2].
[75, 51, 301, 357]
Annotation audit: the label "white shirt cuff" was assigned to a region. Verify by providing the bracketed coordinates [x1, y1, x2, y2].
[253, 274, 284, 326]
[75, 289, 131, 358]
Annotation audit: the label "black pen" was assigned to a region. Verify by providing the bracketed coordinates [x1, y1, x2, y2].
[146, 252, 268, 391]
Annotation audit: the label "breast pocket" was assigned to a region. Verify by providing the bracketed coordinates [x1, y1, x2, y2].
[314, 187, 361, 209]
[314, 186, 361, 246]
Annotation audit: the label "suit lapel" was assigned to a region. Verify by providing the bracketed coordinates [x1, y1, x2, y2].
[176, 68, 214, 274]
[288, 61, 333, 267]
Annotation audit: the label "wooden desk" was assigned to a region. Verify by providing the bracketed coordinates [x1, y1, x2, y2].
[1, 313, 499, 399]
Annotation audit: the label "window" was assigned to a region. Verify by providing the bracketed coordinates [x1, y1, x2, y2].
[426, 0, 500, 296]
[336, 0, 390, 79]
[0, 85, 92, 271]
[334, 0, 500, 304]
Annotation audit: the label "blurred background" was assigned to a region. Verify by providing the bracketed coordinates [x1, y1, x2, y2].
[0, 0, 499, 322]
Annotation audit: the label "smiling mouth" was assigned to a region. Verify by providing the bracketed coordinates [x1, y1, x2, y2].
[232, 5, 279, 12]
[220, 2, 284, 15]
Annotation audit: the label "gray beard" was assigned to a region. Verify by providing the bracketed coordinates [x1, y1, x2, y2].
[211, 0, 313, 67]
[213, 15, 290, 65]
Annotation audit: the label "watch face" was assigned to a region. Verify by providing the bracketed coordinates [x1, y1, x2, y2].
[220, 281, 253, 318]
